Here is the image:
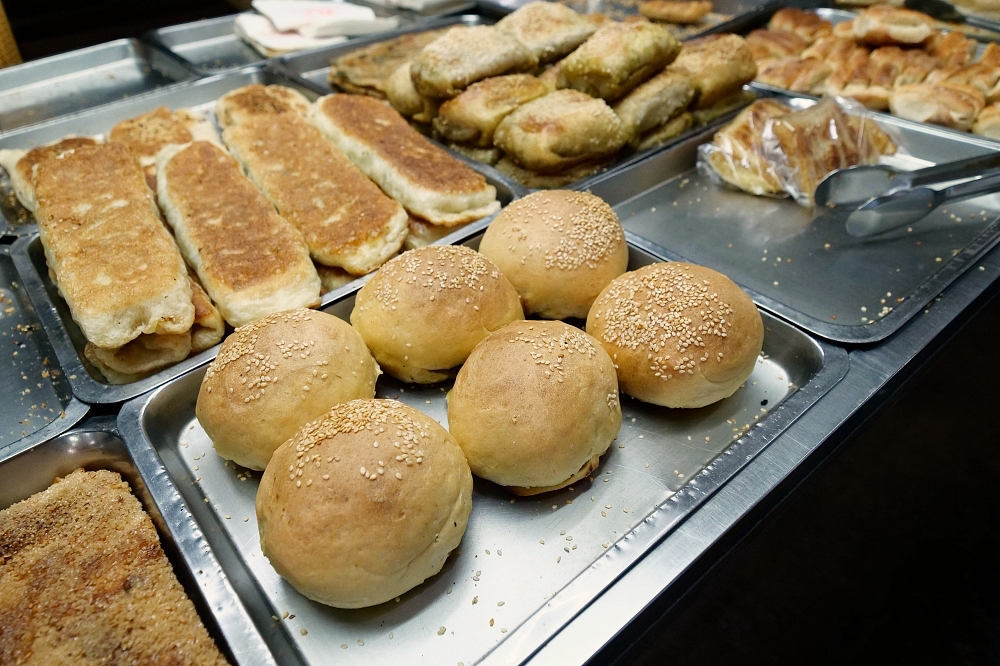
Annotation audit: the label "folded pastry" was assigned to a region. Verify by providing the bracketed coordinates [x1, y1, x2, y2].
[495, 155, 612, 188]
[925, 31, 977, 68]
[315, 263, 356, 295]
[32, 142, 194, 351]
[0, 137, 99, 212]
[215, 83, 312, 128]
[109, 107, 220, 190]
[926, 62, 1000, 99]
[386, 62, 440, 123]
[433, 74, 550, 147]
[635, 111, 694, 150]
[801, 35, 867, 69]
[767, 7, 833, 44]
[755, 56, 831, 95]
[188, 275, 225, 353]
[84, 333, 192, 384]
[973, 101, 1000, 139]
[558, 21, 682, 101]
[612, 69, 695, 140]
[494, 89, 629, 173]
[853, 6, 937, 46]
[824, 48, 890, 109]
[220, 90, 407, 275]
[638, 0, 714, 24]
[894, 48, 941, 87]
[328, 27, 448, 98]
[410, 25, 538, 99]
[404, 214, 468, 250]
[833, 19, 855, 39]
[890, 81, 985, 130]
[311, 94, 500, 226]
[157, 141, 321, 327]
[667, 34, 757, 109]
[495, 2, 597, 65]
[746, 29, 807, 61]
[704, 98, 791, 196]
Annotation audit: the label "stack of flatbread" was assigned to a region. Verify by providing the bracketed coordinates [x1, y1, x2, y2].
[750, 5, 1000, 137]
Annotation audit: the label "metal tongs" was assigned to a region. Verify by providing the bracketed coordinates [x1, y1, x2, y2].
[813, 152, 1000, 237]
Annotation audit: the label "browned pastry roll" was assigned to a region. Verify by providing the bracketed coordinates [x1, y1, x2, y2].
[890, 81, 986, 130]
[925, 62, 1000, 99]
[638, 0, 714, 24]
[926, 30, 977, 67]
[558, 21, 682, 101]
[0, 136, 99, 212]
[973, 101, 1000, 139]
[328, 28, 448, 98]
[613, 69, 695, 140]
[704, 98, 792, 196]
[433, 74, 550, 147]
[755, 56, 831, 95]
[386, 62, 440, 123]
[833, 18, 855, 39]
[109, 106, 219, 189]
[767, 7, 833, 44]
[801, 35, 867, 69]
[852, 6, 937, 46]
[746, 28, 807, 61]
[667, 33, 757, 109]
[495, 1, 597, 65]
[894, 48, 942, 87]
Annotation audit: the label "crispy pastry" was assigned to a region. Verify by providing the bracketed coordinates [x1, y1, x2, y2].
[0, 469, 229, 665]
[386, 62, 439, 123]
[638, 0, 714, 24]
[109, 107, 220, 189]
[704, 98, 791, 196]
[667, 33, 757, 109]
[538, 60, 563, 91]
[767, 7, 833, 43]
[494, 156, 612, 188]
[890, 81, 985, 130]
[446, 143, 502, 166]
[895, 48, 941, 86]
[84, 333, 192, 384]
[973, 101, 1000, 139]
[853, 6, 937, 46]
[403, 214, 468, 250]
[834, 18, 856, 39]
[824, 48, 883, 107]
[755, 56, 831, 95]
[215, 83, 312, 128]
[494, 89, 629, 174]
[612, 69, 695, 140]
[220, 88, 407, 275]
[926, 30, 977, 67]
[558, 21, 682, 101]
[926, 62, 1000, 98]
[636, 111, 694, 150]
[410, 25, 538, 99]
[746, 28, 807, 61]
[766, 98, 897, 203]
[311, 94, 500, 226]
[188, 276, 225, 352]
[315, 263, 356, 294]
[157, 141, 321, 327]
[0, 136, 99, 212]
[433, 74, 550, 147]
[328, 28, 448, 98]
[32, 142, 194, 350]
[801, 35, 867, 69]
[495, 1, 597, 65]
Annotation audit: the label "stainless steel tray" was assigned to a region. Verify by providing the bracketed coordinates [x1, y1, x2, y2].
[582, 90, 1000, 344]
[117, 229, 848, 666]
[476, 0, 780, 40]
[0, 417, 276, 665]
[0, 38, 196, 136]
[0, 245, 88, 455]
[143, 5, 438, 76]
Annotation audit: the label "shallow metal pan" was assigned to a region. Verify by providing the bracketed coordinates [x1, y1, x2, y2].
[0, 38, 195, 136]
[0, 245, 88, 455]
[0, 417, 277, 665]
[582, 89, 1000, 344]
[118, 228, 847, 666]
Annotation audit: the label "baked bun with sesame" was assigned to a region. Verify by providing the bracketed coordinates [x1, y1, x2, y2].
[257, 399, 473, 608]
[196, 309, 380, 470]
[350, 245, 524, 383]
[479, 191, 629, 320]
[448, 320, 621, 495]
[586, 262, 763, 408]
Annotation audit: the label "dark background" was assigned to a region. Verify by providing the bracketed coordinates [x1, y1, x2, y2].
[6, 2, 1000, 663]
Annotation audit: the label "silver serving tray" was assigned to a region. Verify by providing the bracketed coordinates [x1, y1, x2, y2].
[118, 228, 847, 666]
[0, 245, 88, 455]
[4, 65, 519, 405]
[0, 417, 276, 665]
[582, 89, 1000, 344]
[0, 38, 195, 136]
[273, 16, 756, 192]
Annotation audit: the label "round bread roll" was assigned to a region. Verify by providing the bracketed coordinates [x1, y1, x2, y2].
[257, 399, 473, 608]
[448, 320, 621, 494]
[196, 309, 380, 470]
[586, 262, 764, 408]
[479, 190, 629, 320]
[351, 244, 524, 383]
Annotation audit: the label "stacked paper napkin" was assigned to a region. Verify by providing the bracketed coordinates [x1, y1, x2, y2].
[235, 1, 400, 56]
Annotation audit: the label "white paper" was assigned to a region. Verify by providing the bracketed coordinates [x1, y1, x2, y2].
[252, 0, 375, 31]
[233, 13, 348, 56]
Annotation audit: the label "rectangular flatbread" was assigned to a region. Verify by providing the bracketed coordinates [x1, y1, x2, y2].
[157, 140, 321, 327]
[310, 93, 500, 226]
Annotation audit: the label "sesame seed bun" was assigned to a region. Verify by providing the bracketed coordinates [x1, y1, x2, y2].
[447, 320, 621, 493]
[196, 309, 380, 470]
[350, 245, 524, 384]
[256, 399, 473, 608]
[479, 191, 628, 320]
[586, 263, 763, 408]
